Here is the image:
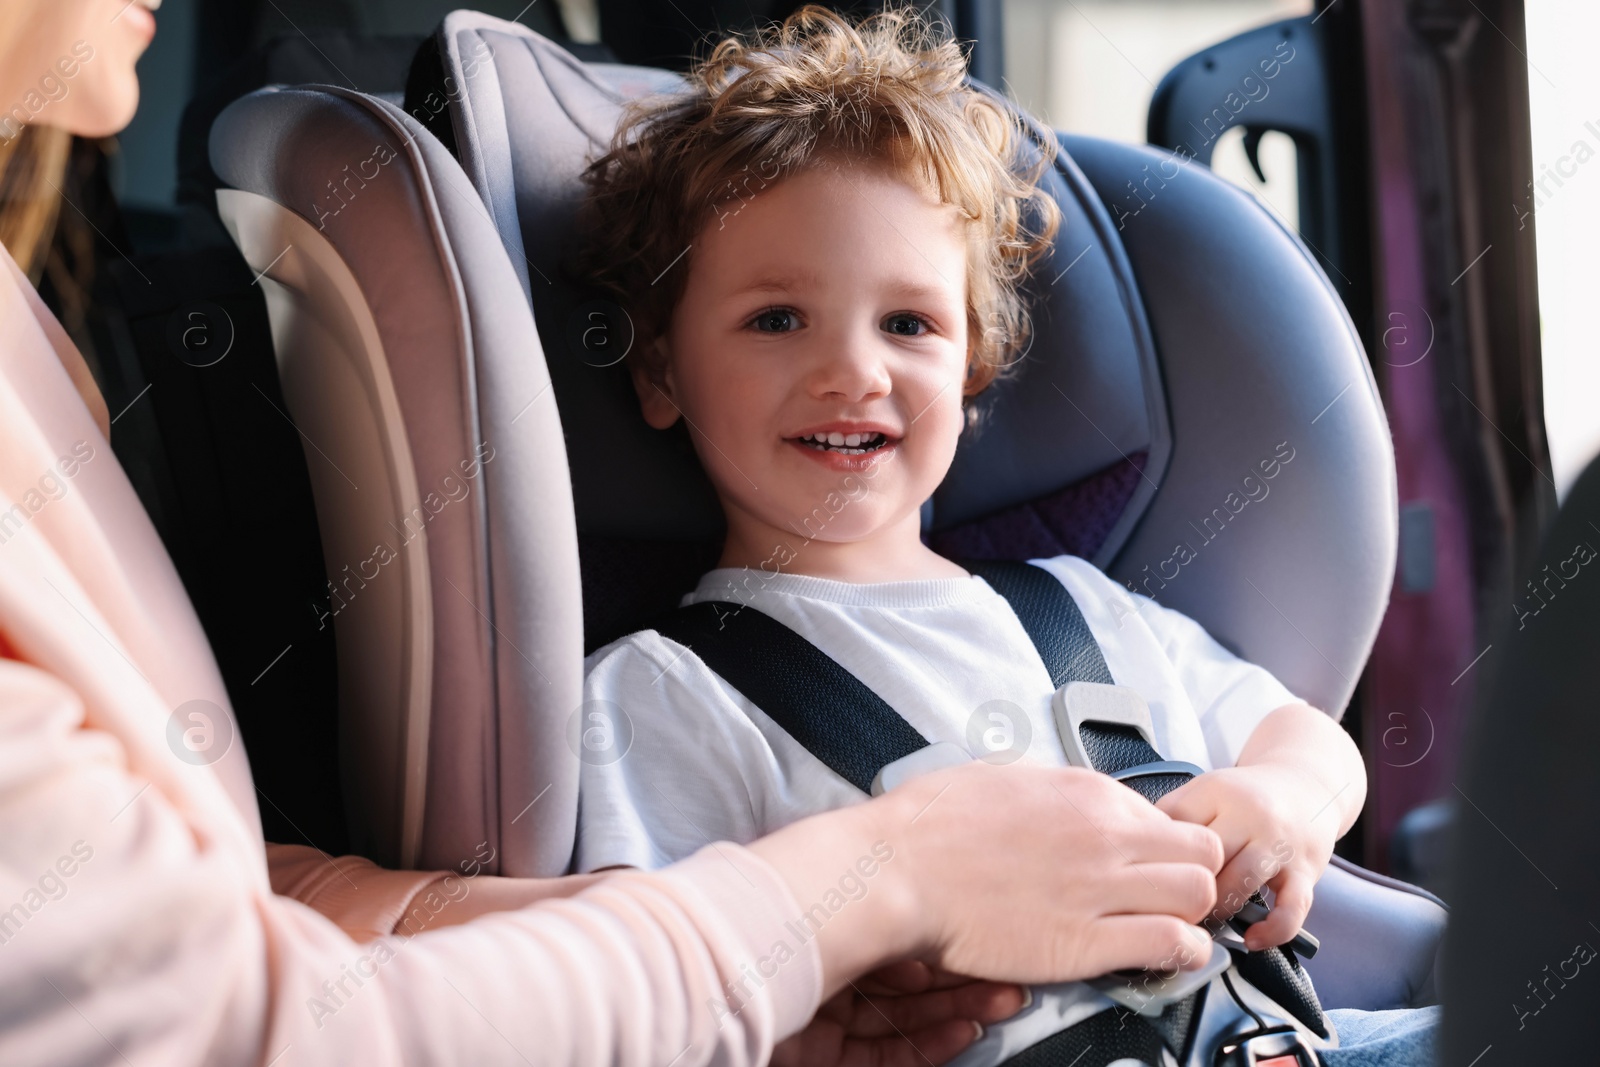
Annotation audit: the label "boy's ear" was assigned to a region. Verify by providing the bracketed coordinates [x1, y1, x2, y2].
[631, 334, 683, 430]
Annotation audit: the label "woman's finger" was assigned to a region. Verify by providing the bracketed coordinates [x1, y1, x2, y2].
[804, 1019, 984, 1067]
[1076, 913, 1216, 977]
[774, 1005, 983, 1067]
[1113, 810, 1227, 872]
[917, 964, 1003, 991]
[866, 1019, 988, 1067]
[853, 958, 935, 996]
[1157, 786, 1265, 874]
[1105, 861, 1219, 925]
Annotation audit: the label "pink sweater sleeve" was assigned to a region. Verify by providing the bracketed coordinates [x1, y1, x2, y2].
[0, 244, 822, 1064]
[0, 662, 820, 1064]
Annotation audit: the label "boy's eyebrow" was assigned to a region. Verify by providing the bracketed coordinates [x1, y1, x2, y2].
[726, 270, 826, 296]
[726, 271, 953, 301]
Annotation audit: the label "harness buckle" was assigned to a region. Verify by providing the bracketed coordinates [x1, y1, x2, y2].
[1212, 1026, 1321, 1066]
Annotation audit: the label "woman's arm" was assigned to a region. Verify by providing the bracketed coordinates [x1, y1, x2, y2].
[0, 655, 808, 1067]
[265, 843, 610, 942]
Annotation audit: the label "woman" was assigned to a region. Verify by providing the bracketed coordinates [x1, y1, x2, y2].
[0, 2, 1227, 1064]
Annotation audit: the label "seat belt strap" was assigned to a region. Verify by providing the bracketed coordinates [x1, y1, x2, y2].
[647, 563, 1215, 1065]
[962, 558, 1115, 687]
[967, 563, 1328, 1034]
[649, 599, 929, 794]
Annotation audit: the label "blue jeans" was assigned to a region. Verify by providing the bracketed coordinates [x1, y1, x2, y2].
[1320, 1006, 1441, 1067]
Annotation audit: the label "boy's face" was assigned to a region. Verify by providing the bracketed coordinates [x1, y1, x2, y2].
[635, 160, 969, 563]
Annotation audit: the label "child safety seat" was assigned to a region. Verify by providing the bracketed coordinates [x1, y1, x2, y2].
[205, 6, 1446, 1041]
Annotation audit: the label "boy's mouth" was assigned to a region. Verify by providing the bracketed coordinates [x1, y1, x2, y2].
[791, 430, 894, 456]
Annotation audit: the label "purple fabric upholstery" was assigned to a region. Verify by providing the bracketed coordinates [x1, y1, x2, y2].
[928, 452, 1149, 562]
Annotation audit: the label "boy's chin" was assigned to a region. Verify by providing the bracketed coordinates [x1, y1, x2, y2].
[771, 509, 914, 545]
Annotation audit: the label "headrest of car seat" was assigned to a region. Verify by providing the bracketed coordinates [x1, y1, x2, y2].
[418, 11, 1396, 716]
[210, 85, 584, 877]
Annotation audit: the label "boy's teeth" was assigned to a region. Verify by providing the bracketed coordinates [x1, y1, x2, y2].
[799, 430, 887, 454]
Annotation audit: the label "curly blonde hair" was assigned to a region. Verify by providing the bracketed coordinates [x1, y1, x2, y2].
[571, 4, 1062, 412]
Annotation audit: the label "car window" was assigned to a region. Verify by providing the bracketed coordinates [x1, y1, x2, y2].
[1526, 0, 1600, 498]
[1001, 0, 1312, 227]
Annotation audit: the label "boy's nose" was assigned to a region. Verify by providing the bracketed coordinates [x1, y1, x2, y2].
[807, 328, 893, 401]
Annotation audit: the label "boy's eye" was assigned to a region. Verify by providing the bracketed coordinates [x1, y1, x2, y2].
[750, 308, 800, 333]
[883, 312, 931, 337]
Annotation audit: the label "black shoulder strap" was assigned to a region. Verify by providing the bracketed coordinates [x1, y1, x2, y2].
[961, 559, 1115, 687]
[649, 559, 1110, 793]
[650, 600, 929, 794]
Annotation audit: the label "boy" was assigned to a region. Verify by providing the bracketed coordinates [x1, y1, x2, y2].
[569, 6, 1435, 1063]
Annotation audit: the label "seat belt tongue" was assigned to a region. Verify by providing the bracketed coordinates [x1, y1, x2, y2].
[871, 741, 972, 796]
[1230, 894, 1321, 961]
[1051, 680, 1159, 770]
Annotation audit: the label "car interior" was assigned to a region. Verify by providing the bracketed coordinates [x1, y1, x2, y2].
[15, 0, 1589, 1059]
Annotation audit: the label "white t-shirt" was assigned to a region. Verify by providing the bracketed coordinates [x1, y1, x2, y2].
[574, 554, 1301, 1063]
[576, 554, 1298, 871]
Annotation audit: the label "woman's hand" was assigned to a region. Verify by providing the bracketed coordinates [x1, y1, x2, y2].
[771, 962, 1025, 1067]
[1155, 702, 1366, 951]
[750, 760, 1225, 999]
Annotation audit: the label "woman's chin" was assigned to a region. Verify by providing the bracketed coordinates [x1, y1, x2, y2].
[58, 83, 140, 138]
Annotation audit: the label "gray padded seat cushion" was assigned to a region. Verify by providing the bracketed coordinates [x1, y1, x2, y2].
[1064, 134, 1397, 719]
[212, 86, 584, 876]
[1304, 856, 1445, 1009]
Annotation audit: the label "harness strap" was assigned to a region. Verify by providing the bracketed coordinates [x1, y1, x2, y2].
[650, 599, 928, 794]
[962, 559, 1115, 688]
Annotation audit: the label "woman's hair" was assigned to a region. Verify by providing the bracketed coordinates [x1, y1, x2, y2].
[572, 3, 1062, 414]
[0, 124, 71, 279]
[0, 126, 99, 346]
